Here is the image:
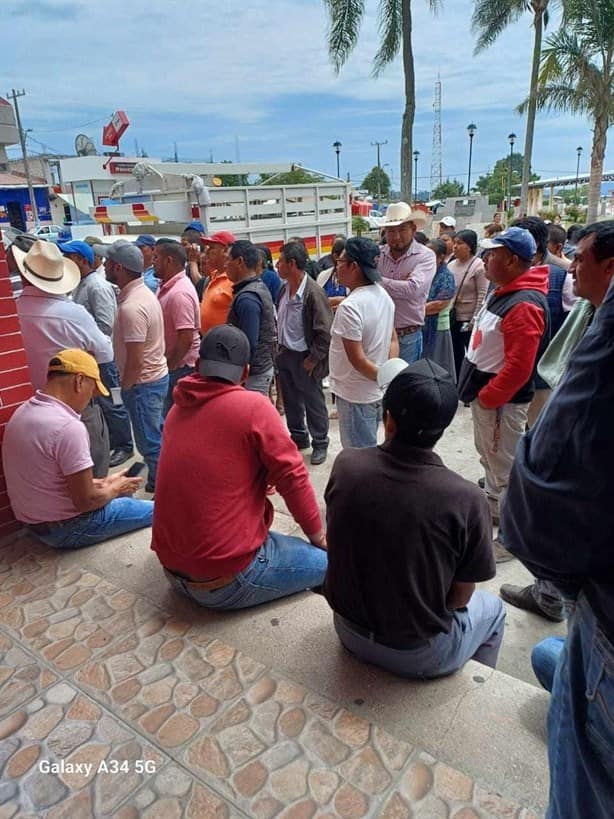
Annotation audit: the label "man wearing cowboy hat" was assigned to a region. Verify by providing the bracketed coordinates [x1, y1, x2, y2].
[378, 202, 436, 365]
[2, 349, 153, 549]
[13, 239, 114, 478]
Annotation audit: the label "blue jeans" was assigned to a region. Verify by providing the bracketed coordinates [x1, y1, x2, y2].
[398, 330, 423, 364]
[547, 595, 614, 819]
[532, 636, 565, 692]
[164, 365, 194, 418]
[30, 498, 154, 549]
[97, 360, 134, 452]
[122, 375, 168, 489]
[163, 530, 327, 610]
[334, 590, 506, 679]
[336, 396, 381, 449]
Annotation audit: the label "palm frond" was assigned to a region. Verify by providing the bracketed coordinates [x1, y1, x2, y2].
[372, 0, 402, 76]
[324, 0, 366, 73]
[518, 83, 589, 115]
[471, 0, 529, 53]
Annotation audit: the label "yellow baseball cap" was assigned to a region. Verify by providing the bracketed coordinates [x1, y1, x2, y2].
[47, 349, 109, 396]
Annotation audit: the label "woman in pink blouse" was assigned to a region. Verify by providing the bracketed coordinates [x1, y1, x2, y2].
[448, 229, 488, 379]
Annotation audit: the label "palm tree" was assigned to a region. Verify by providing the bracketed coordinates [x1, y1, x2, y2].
[324, 0, 441, 202]
[520, 0, 614, 221]
[472, 1, 557, 215]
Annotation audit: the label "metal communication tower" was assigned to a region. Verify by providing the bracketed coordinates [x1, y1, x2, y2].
[430, 76, 443, 196]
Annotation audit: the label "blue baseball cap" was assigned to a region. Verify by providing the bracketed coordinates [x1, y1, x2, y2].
[481, 227, 536, 262]
[135, 234, 156, 248]
[58, 240, 95, 267]
[184, 220, 204, 234]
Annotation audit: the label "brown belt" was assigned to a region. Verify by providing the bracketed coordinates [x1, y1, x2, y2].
[163, 567, 237, 592]
[396, 325, 421, 337]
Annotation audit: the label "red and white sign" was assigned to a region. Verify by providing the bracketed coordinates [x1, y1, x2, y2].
[102, 110, 130, 147]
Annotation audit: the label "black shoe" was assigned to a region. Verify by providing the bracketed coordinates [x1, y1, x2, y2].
[145, 482, 155, 494]
[499, 583, 565, 622]
[477, 477, 485, 489]
[310, 448, 328, 466]
[110, 448, 134, 467]
[292, 436, 310, 451]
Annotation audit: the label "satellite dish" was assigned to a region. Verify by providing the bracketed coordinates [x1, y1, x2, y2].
[75, 134, 98, 156]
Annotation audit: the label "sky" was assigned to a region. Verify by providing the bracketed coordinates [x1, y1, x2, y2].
[3, 0, 607, 192]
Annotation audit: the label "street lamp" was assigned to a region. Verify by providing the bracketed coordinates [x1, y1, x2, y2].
[333, 141, 342, 179]
[466, 123, 477, 193]
[575, 146, 583, 204]
[507, 132, 516, 218]
[413, 150, 420, 205]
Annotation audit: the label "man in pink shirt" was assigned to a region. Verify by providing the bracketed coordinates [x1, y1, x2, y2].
[153, 240, 200, 415]
[2, 349, 152, 549]
[377, 202, 437, 364]
[97, 240, 169, 493]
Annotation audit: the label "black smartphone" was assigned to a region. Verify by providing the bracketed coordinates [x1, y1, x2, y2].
[125, 461, 146, 478]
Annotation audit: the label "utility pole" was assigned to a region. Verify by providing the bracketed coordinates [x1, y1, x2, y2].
[371, 139, 387, 203]
[7, 89, 39, 226]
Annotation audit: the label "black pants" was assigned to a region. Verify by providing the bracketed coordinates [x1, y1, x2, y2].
[81, 401, 110, 478]
[276, 348, 329, 449]
[450, 320, 472, 380]
[96, 360, 134, 452]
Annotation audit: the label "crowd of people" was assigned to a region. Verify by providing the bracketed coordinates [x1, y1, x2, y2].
[1, 207, 612, 817]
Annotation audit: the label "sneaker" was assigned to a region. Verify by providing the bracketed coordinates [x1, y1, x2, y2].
[493, 538, 515, 563]
[499, 583, 565, 622]
[310, 448, 328, 466]
[477, 476, 485, 489]
[109, 448, 134, 468]
[292, 436, 310, 451]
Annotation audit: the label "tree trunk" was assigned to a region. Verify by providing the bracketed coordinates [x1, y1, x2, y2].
[520, 4, 545, 215]
[587, 113, 608, 223]
[400, 0, 414, 202]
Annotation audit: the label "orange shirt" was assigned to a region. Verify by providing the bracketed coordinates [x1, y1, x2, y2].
[200, 272, 234, 333]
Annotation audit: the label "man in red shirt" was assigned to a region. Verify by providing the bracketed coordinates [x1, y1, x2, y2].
[151, 325, 327, 609]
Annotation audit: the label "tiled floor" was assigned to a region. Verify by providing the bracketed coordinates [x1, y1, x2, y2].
[0, 533, 540, 818]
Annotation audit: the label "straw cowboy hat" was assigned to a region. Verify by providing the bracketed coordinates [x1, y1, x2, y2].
[381, 201, 427, 228]
[12, 240, 80, 295]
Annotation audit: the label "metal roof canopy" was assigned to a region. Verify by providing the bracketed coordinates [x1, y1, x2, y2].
[146, 162, 295, 177]
[525, 172, 614, 189]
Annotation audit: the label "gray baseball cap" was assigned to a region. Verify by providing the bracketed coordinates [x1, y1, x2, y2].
[93, 239, 144, 273]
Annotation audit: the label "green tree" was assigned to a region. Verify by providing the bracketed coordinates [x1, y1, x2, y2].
[218, 160, 248, 187]
[432, 178, 465, 199]
[472, 1, 558, 214]
[520, 0, 614, 222]
[256, 168, 323, 185]
[324, 0, 442, 202]
[475, 153, 536, 205]
[361, 166, 391, 198]
[352, 215, 370, 235]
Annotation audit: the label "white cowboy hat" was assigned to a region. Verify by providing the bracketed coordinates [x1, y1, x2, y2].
[12, 240, 80, 295]
[382, 201, 427, 228]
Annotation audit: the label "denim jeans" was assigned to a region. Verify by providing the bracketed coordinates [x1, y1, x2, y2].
[164, 365, 194, 418]
[398, 330, 423, 365]
[97, 361, 134, 452]
[334, 590, 506, 679]
[547, 595, 614, 819]
[122, 375, 169, 489]
[531, 636, 565, 692]
[336, 396, 381, 449]
[29, 498, 154, 549]
[163, 530, 327, 610]
[245, 367, 274, 396]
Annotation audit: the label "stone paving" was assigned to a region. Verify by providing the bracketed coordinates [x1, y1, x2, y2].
[0, 531, 542, 818]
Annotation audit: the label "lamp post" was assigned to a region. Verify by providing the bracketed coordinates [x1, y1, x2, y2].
[333, 140, 342, 179]
[466, 123, 477, 193]
[575, 146, 583, 204]
[507, 132, 516, 218]
[413, 150, 420, 205]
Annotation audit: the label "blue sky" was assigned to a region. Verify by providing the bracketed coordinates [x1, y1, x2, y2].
[3, 0, 607, 191]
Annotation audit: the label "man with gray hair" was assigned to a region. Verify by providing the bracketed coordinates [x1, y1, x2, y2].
[97, 240, 168, 493]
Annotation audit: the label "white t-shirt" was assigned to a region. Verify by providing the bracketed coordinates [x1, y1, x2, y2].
[329, 283, 395, 403]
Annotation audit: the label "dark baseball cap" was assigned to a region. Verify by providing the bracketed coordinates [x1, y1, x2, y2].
[383, 358, 458, 439]
[481, 226, 537, 262]
[198, 325, 251, 384]
[344, 236, 381, 282]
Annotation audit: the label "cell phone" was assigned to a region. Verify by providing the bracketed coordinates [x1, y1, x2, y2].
[125, 461, 146, 478]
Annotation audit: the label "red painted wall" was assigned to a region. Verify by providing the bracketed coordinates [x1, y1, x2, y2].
[0, 236, 34, 537]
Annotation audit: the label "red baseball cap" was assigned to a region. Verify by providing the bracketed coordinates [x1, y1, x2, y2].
[201, 231, 236, 247]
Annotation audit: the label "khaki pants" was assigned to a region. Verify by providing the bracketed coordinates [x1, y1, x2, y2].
[471, 401, 528, 522]
[527, 388, 551, 428]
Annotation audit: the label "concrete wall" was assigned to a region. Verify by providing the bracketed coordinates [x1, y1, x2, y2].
[0, 237, 34, 538]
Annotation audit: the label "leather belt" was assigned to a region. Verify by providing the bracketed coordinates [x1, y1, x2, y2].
[338, 615, 430, 650]
[163, 567, 237, 592]
[28, 511, 94, 535]
[396, 325, 421, 337]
